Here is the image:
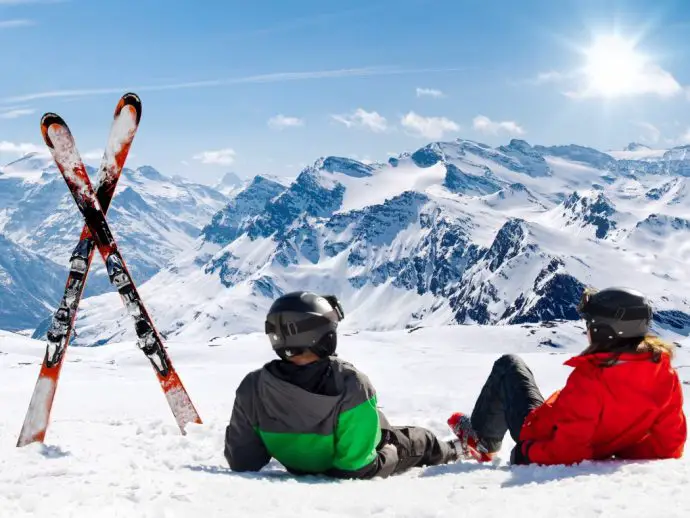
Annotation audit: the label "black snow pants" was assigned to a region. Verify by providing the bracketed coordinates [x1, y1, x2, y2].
[378, 411, 458, 474]
[470, 354, 545, 452]
[387, 426, 457, 474]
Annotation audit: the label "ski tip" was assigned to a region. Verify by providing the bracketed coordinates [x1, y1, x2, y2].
[115, 93, 142, 125]
[40, 112, 69, 149]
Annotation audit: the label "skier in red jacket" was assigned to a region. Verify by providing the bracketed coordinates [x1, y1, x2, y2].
[449, 286, 687, 466]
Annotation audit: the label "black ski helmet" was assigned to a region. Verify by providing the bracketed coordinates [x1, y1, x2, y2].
[264, 291, 344, 359]
[577, 286, 652, 341]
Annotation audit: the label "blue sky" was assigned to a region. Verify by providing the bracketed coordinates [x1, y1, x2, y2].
[2, 0, 690, 184]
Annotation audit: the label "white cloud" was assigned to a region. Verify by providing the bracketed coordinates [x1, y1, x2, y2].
[0, 141, 45, 155]
[634, 122, 661, 144]
[0, 107, 35, 119]
[531, 71, 569, 85]
[0, 19, 35, 29]
[193, 148, 236, 166]
[533, 41, 682, 100]
[533, 36, 683, 100]
[416, 87, 444, 98]
[82, 149, 104, 161]
[566, 63, 681, 99]
[400, 112, 459, 139]
[472, 115, 525, 136]
[267, 114, 304, 129]
[674, 128, 690, 145]
[331, 108, 388, 133]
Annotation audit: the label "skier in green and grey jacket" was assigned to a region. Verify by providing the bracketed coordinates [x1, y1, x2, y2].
[224, 291, 459, 479]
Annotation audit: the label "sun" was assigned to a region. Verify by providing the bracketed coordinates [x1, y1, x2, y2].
[583, 35, 646, 98]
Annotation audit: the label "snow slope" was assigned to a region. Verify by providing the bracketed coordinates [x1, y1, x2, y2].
[1, 323, 688, 517]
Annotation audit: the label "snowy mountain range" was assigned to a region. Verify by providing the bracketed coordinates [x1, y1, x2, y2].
[55, 138, 690, 345]
[0, 154, 229, 331]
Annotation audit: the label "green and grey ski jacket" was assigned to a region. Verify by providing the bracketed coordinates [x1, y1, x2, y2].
[224, 357, 398, 479]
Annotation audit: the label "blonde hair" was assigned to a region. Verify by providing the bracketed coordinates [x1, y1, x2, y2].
[638, 335, 675, 361]
[582, 334, 675, 362]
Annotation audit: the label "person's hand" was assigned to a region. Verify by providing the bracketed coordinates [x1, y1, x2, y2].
[510, 440, 533, 465]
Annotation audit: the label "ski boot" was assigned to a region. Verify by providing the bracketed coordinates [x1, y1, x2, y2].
[448, 412, 496, 463]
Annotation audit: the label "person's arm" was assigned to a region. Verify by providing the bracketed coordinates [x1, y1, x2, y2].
[224, 376, 271, 472]
[616, 373, 686, 460]
[325, 374, 399, 479]
[512, 368, 602, 466]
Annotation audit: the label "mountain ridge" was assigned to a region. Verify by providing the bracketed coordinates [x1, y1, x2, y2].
[64, 137, 690, 345]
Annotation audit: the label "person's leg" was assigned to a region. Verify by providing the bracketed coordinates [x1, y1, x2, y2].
[470, 354, 544, 452]
[387, 426, 458, 474]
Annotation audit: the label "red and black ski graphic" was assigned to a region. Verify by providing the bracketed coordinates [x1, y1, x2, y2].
[17, 93, 142, 447]
[39, 109, 202, 434]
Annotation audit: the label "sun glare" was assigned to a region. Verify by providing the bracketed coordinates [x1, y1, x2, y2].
[583, 35, 646, 98]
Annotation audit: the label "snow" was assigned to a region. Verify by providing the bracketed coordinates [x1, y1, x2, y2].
[607, 148, 668, 160]
[334, 161, 447, 213]
[1, 323, 688, 517]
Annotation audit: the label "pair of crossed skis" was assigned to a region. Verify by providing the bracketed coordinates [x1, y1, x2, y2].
[17, 93, 202, 447]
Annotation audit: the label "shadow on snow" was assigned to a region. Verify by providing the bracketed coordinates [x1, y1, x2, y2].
[183, 463, 341, 484]
[185, 458, 657, 487]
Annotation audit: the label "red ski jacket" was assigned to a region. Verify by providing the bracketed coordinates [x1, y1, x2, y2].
[520, 351, 687, 465]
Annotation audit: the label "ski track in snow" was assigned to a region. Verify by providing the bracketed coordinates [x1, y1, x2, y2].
[1, 325, 689, 518]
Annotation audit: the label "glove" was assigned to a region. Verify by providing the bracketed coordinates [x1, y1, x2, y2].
[510, 440, 533, 465]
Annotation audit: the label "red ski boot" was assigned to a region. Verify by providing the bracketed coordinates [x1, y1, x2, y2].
[447, 412, 496, 463]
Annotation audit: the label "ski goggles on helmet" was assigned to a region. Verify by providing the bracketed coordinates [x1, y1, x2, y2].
[576, 287, 598, 318]
[323, 295, 345, 321]
[264, 294, 344, 342]
[576, 287, 652, 322]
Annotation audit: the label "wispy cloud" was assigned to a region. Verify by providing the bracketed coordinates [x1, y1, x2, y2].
[634, 122, 661, 144]
[531, 51, 682, 99]
[401, 112, 459, 139]
[2, 66, 464, 103]
[193, 148, 236, 166]
[472, 115, 525, 137]
[677, 129, 690, 145]
[331, 108, 388, 133]
[529, 71, 569, 85]
[0, 19, 35, 29]
[267, 114, 304, 130]
[0, 107, 35, 119]
[565, 63, 681, 99]
[416, 87, 444, 98]
[0, 141, 45, 155]
[82, 149, 104, 161]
